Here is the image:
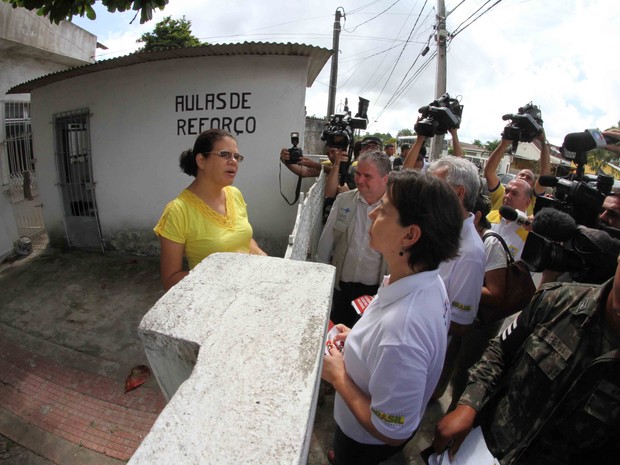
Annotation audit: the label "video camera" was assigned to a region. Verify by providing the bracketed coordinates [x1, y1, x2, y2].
[519, 127, 620, 283]
[414, 93, 463, 137]
[521, 208, 620, 284]
[285, 132, 303, 164]
[321, 97, 369, 185]
[321, 97, 369, 150]
[501, 102, 543, 143]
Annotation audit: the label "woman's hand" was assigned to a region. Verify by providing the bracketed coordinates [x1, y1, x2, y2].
[332, 324, 351, 345]
[321, 342, 346, 386]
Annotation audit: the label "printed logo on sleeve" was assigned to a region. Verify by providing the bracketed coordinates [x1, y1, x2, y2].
[452, 301, 472, 312]
[371, 407, 404, 426]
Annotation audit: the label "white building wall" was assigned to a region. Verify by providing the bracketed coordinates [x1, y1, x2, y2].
[31, 54, 312, 256]
[0, 3, 96, 259]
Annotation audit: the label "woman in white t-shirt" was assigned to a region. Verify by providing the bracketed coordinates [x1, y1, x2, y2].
[321, 170, 463, 465]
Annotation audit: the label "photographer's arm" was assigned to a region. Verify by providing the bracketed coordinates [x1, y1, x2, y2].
[534, 130, 551, 196]
[484, 139, 511, 192]
[449, 128, 464, 157]
[403, 136, 426, 170]
[324, 149, 349, 199]
[280, 149, 321, 178]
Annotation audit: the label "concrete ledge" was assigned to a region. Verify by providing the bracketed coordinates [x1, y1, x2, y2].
[132, 253, 335, 465]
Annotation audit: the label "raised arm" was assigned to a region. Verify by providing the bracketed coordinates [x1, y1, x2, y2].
[403, 136, 426, 170]
[280, 148, 322, 178]
[324, 148, 350, 199]
[449, 128, 464, 157]
[534, 130, 550, 195]
[484, 139, 511, 192]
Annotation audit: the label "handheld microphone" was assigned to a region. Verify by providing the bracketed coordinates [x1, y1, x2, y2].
[499, 205, 531, 226]
[563, 129, 611, 152]
[531, 208, 577, 242]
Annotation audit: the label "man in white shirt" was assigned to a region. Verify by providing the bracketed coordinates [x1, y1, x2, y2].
[316, 151, 391, 327]
[428, 156, 486, 398]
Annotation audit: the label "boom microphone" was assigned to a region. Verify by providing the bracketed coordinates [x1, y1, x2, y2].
[499, 205, 531, 226]
[531, 208, 577, 242]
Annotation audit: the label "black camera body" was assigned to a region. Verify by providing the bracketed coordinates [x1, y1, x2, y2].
[321, 97, 369, 150]
[414, 93, 463, 137]
[286, 132, 303, 164]
[501, 102, 543, 142]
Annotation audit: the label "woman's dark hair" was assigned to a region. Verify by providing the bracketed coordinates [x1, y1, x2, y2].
[179, 129, 236, 177]
[474, 193, 492, 230]
[388, 170, 462, 271]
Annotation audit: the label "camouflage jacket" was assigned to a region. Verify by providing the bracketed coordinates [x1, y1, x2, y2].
[460, 279, 620, 465]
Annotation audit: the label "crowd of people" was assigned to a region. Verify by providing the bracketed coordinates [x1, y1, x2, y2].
[153, 124, 620, 465]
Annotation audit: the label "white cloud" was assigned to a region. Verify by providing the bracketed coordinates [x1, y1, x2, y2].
[73, 0, 620, 144]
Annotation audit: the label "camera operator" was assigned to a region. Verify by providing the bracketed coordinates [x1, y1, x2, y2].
[484, 129, 551, 215]
[433, 252, 620, 465]
[402, 127, 464, 171]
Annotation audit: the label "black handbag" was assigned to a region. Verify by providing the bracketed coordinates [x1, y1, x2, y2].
[479, 231, 536, 324]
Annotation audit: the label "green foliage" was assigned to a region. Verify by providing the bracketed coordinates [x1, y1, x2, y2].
[2, 0, 168, 24]
[484, 139, 500, 152]
[472, 139, 482, 147]
[137, 15, 203, 51]
[362, 131, 393, 147]
[587, 148, 615, 173]
[397, 128, 413, 137]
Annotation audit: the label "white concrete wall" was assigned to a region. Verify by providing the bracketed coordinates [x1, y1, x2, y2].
[0, 3, 96, 66]
[0, 3, 96, 258]
[30, 54, 312, 256]
[134, 253, 335, 465]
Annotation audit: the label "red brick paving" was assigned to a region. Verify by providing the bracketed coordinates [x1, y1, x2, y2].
[0, 335, 166, 462]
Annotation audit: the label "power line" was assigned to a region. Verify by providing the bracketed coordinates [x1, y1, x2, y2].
[344, 0, 402, 33]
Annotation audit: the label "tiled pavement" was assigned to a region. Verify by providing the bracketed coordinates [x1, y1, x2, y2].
[0, 327, 165, 463]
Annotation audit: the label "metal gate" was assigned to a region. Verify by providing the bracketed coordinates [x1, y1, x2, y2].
[3, 101, 47, 247]
[53, 109, 104, 251]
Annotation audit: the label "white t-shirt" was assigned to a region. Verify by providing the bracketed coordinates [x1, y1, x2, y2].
[333, 271, 450, 444]
[490, 218, 526, 261]
[438, 214, 486, 326]
[483, 233, 508, 272]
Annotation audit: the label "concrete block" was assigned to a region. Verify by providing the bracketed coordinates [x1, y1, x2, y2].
[133, 253, 335, 465]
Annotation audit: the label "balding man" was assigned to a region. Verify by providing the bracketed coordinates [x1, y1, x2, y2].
[487, 178, 533, 260]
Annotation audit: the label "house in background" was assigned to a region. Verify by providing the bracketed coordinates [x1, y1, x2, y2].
[0, 3, 97, 260]
[9, 43, 331, 257]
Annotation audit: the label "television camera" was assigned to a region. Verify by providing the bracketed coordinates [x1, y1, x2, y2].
[519, 128, 620, 283]
[321, 97, 369, 185]
[414, 93, 463, 138]
[501, 102, 543, 152]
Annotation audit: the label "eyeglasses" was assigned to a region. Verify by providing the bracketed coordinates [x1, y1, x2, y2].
[204, 151, 245, 163]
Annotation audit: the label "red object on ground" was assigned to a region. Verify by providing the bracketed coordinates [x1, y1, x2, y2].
[125, 365, 151, 393]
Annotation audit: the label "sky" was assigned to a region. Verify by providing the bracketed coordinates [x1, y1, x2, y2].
[72, 0, 620, 146]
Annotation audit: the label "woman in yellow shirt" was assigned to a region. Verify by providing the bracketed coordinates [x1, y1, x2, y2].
[154, 129, 266, 290]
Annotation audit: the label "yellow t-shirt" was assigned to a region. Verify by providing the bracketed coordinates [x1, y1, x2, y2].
[154, 186, 252, 269]
[489, 182, 535, 216]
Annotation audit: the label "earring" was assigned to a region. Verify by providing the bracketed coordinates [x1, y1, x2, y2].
[399, 246, 405, 257]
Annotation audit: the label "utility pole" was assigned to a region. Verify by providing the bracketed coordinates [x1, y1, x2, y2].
[431, 0, 447, 160]
[327, 8, 343, 119]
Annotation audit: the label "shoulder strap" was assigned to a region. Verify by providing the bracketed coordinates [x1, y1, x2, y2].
[482, 231, 515, 264]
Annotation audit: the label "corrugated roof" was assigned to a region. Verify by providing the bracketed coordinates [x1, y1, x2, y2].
[8, 42, 332, 94]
